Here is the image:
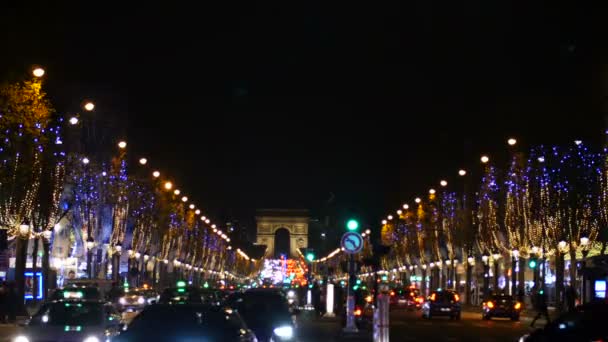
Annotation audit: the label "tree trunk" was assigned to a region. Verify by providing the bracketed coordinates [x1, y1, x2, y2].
[14, 238, 29, 315]
[465, 262, 472, 305]
[31, 237, 39, 304]
[42, 241, 50, 300]
[555, 253, 565, 312]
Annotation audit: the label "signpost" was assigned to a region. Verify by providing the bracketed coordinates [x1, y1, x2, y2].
[341, 231, 363, 333]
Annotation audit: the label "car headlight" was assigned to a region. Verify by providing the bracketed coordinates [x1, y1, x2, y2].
[119, 298, 127, 305]
[273, 326, 294, 339]
[83, 336, 100, 342]
[287, 290, 295, 297]
[137, 296, 145, 304]
[13, 336, 30, 342]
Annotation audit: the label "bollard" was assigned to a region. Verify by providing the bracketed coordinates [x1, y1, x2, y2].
[325, 283, 335, 317]
[374, 294, 389, 342]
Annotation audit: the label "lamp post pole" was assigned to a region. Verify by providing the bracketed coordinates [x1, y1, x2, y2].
[42, 230, 52, 300]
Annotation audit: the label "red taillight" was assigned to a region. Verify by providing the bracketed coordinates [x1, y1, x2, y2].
[454, 294, 460, 302]
[354, 308, 362, 316]
[486, 301, 495, 309]
[430, 293, 436, 301]
[415, 297, 424, 304]
[390, 291, 395, 296]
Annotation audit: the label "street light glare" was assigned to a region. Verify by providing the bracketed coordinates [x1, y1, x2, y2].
[32, 67, 45, 78]
[173, 189, 181, 195]
[139, 158, 147, 165]
[118, 141, 127, 149]
[181, 196, 188, 202]
[195, 209, 201, 215]
[84, 102, 95, 111]
[402, 204, 409, 210]
[69, 117, 79, 125]
[82, 157, 90, 165]
[189, 204, 195, 209]
[481, 155, 489, 164]
[458, 169, 467, 176]
[152, 171, 160, 178]
[507, 138, 517, 146]
[164, 181, 173, 190]
[415, 197, 421, 203]
[429, 188, 436, 195]
[440, 180, 448, 187]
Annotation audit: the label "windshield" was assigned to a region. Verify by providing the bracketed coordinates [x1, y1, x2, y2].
[34, 302, 103, 326]
[231, 293, 291, 324]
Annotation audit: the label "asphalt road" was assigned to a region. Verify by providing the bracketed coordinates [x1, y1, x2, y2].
[389, 309, 545, 342]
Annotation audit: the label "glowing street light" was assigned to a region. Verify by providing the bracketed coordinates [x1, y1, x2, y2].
[396, 210, 402, 215]
[195, 209, 201, 215]
[381, 220, 387, 225]
[387, 215, 393, 220]
[481, 155, 489, 164]
[69, 117, 79, 125]
[139, 158, 147, 165]
[173, 189, 181, 195]
[507, 138, 517, 146]
[458, 169, 467, 176]
[181, 196, 188, 202]
[82, 157, 90, 165]
[118, 141, 127, 149]
[164, 181, 173, 190]
[84, 102, 95, 111]
[365, 229, 371, 235]
[152, 171, 160, 178]
[189, 204, 195, 210]
[440, 180, 448, 187]
[32, 67, 45, 78]
[538, 156, 545, 163]
[429, 188, 436, 195]
[414, 197, 421, 204]
[403, 204, 409, 210]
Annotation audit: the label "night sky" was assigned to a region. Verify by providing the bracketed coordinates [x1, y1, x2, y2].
[1, 2, 606, 237]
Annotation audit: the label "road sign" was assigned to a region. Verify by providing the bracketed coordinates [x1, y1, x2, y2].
[341, 232, 363, 254]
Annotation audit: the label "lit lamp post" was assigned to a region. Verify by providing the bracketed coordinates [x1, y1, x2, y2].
[580, 236, 590, 304]
[445, 259, 452, 289]
[134, 252, 141, 286]
[511, 249, 519, 296]
[482, 253, 490, 299]
[86, 237, 95, 279]
[466, 256, 474, 305]
[492, 252, 501, 291]
[556, 240, 568, 310]
[41, 230, 52, 299]
[143, 253, 149, 284]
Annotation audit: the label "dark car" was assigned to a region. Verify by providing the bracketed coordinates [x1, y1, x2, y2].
[340, 288, 373, 328]
[113, 304, 257, 342]
[421, 290, 461, 320]
[390, 286, 424, 310]
[158, 285, 224, 306]
[226, 290, 296, 342]
[49, 286, 102, 301]
[482, 294, 522, 321]
[14, 300, 123, 342]
[519, 302, 608, 342]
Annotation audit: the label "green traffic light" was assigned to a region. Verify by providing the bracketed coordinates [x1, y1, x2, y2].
[176, 280, 186, 288]
[346, 219, 359, 231]
[529, 260, 537, 269]
[306, 253, 315, 262]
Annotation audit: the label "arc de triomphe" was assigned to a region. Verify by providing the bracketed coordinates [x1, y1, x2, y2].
[255, 209, 309, 259]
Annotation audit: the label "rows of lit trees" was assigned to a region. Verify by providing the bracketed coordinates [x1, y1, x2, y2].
[378, 138, 606, 309]
[0, 68, 261, 309]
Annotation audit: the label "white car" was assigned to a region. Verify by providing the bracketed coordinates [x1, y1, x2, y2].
[13, 300, 123, 342]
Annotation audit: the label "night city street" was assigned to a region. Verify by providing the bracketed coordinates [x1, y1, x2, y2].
[0, 2, 607, 342]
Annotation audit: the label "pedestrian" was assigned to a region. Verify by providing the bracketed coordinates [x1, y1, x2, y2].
[565, 285, 577, 312]
[0, 282, 7, 323]
[530, 289, 550, 327]
[6, 282, 18, 323]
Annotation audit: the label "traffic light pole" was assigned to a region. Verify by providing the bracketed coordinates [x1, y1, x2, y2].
[344, 253, 358, 333]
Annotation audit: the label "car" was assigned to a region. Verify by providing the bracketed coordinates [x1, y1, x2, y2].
[225, 290, 297, 342]
[482, 294, 522, 321]
[13, 300, 123, 342]
[117, 289, 150, 312]
[518, 302, 608, 342]
[390, 286, 424, 310]
[49, 286, 103, 301]
[421, 290, 461, 320]
[113, 304, 257, 342]
[340, 288, 373, 328]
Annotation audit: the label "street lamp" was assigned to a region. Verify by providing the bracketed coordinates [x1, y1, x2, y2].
[134, 252, 141, 259]
[365, 229, 371, 235]
[84, 102, 95, 111]
[467, 256, 475, 265]
[19, 223, 31, 237]
[481, 155, 490, 164]
[69, 117, 79, 125]
[181, 196, 188, 202]
[381, 220, 387, 225]
[507, 138, 517, 146]
[117, 141, 127, 149]
[174, 189, 181, 195]
[139, 158, 147, 165]
[440, 180, 448, 187]
[189, 204, 195, 210]
[414, 198, 421, 204]
[82, 157, 90, 165]
[458, 169, 467, 176]
[492, 252, 501, 290]
[429, 189, 436, 195]
[164, 181, 173, 190]
[387, 215, 393, 220]
[152, 171, 160, 178]
[195, 209, 201, 215]
[32, 67, 45, 78]
[396, 210, 402, 215]
[403, 204, 409, 210]
[580, 236, 590, 304]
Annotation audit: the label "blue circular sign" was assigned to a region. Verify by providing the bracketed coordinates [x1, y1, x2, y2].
[341, 232, 363, 254]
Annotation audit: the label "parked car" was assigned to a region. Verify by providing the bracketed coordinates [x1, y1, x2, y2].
[421, 289, 461, 320]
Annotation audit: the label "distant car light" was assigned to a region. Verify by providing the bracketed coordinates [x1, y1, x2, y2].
[354, 308, 363, 316]
[454, 294, 460, 302]
[119, 298, 127, 305]
[42, 314, 49, 323]
[273, 326, 294, 339]
[287, 290, 295, 297]
[83, 336, 100, 342]
[13, 336, 30, 342]
[514, 302, 522, 310]
[137, 297, 145, 304]
[486, 301, 494, 309]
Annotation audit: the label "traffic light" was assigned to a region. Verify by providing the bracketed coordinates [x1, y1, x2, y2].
[529, 257, 537, 269]
[306, 251, 315, 262]
[346, 219, 359, 231]
[349, 274, 358, 291]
